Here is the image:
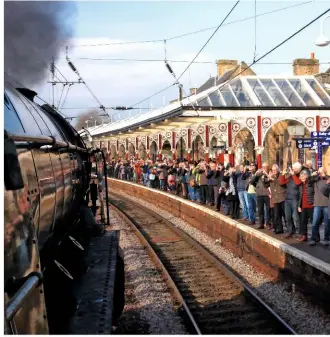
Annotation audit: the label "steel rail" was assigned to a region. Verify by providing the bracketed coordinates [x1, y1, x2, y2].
[110, 202, 202, 335]
[109, 192, 297, 335]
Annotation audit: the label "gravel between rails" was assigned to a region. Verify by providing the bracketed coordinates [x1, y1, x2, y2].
[112, 190, 330, 335]
[110, 211, 187, 335]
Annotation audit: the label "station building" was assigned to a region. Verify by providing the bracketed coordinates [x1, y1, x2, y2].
[85, 54, 330, 170]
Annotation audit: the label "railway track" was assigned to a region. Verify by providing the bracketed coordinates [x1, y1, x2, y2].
[109, 192, 296, 335]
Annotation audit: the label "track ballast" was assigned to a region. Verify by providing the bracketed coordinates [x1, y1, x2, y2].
[110, 192, 296, 335]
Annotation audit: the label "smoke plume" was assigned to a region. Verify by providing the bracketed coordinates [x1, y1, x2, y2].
[4, 1, 76, 88]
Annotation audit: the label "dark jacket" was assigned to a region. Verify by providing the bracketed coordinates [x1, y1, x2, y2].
[279, 174, 301, 200]
[320, 183, 330, 218]
[298, 179, 314, 208]
[216, 169, 225, 187]
[177, 168, 188, 183]
[250, 172, 270, 196]
[223, 173, 238, 200]
[207, 170, 220, 186]
[158, 165, 168, 180]
[142, 164, 149, 174]
[236, 171, 249, 192]
[312, 175, 330, 207]
[269, 173, 286, 204]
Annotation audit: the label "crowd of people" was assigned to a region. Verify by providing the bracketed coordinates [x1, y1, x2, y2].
[107, 158, 330, 246]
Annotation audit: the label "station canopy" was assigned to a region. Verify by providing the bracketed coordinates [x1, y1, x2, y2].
[89, 74, 330, 136]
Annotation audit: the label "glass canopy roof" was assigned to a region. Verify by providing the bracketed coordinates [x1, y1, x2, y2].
[88, 75, 330, 136]
[194, 76, 330, 108]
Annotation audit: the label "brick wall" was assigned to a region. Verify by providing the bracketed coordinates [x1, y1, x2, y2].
[293, 58, 320, 76]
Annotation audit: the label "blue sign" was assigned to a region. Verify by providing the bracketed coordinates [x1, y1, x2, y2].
[296, 139, 313, 149]
[318, 143, 323, 168]
[311, 131, 330, 138]
[310, 131, 330, 168]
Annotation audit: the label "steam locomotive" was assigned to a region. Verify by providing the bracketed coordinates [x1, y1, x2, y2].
[4, 82, 123, 334]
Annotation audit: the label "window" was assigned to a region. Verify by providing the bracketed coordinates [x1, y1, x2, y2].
[305, 79, 330, 106]
[208, 91, 224, 106]
[288, 79, 316, 106]
[6, 88, 42, 135]
[18, 95, 53, 135]
[259, 79, 289, 106]
[230, 79, 253, 107]
[219, 85, 239, 106]
[4, 93, 25, 133]
[36, 107, 66, 141]
[197, 97, 211, 107]
[247, 79, 275, 106]
[273, 79, 305, 107]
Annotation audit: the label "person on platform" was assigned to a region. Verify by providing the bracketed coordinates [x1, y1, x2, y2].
[251, 162, 270, 229]
[309, 167, 330, 246]
[320, 178, 330, 246]
[279, 162, 302, 238]
[215, 163, 226, 212]
[243, 162, 257, 225]
[193, 161, 208, 204]
[207, 162, 221, 207]
[236, 164, 250, 221]
[222, 165, 239, 219]
[268, 164, 286, 234]
[298, 170, 314, 242]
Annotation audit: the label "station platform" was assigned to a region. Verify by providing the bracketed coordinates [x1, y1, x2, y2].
[108, 178, 330, 307]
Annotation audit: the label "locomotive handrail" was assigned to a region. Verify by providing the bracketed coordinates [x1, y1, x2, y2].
[8, 133, 87, 153]
[5, 272, 43, 322]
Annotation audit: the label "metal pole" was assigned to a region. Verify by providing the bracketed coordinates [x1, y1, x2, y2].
[6, 274, 42, 322]
[181, 137, 183, 161]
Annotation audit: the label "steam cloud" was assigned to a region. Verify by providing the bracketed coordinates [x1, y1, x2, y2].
[4, 1, 76, 88]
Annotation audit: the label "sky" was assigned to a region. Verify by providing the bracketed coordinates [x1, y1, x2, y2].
[33, 0, 330, 123]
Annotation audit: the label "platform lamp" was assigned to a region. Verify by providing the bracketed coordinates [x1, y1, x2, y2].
[315, 15, 330, 47]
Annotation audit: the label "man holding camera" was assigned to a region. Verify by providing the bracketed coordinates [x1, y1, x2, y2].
[193, 161, 208, 204]
[250, 162, 270, 229]
[279, 162, 302, 238]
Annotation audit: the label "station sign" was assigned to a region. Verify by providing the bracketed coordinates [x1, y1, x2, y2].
[296, 139, 313, 149]
[311, 131, 330, 145]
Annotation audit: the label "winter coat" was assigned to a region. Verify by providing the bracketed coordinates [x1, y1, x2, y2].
[279, 174, 301, 201]
[312, 175, 330, 207]
[223, 173, 238, 201]
[250, 173, 270, 196]
[236, 172, 249, 192]
[193, 167, 208, 186]
[207, 170, 220, 186]
[298, 179, 314, 208]
[320, 183, 330, 219]
[269, 173, 286, 204]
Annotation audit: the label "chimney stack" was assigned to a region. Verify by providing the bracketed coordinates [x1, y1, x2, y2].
[190, 87, 197, 96]
[216, 59, 238, 77]
[293, 53, 319, 75]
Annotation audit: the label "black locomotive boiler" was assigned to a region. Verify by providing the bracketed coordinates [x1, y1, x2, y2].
[4, 82, 123, 334]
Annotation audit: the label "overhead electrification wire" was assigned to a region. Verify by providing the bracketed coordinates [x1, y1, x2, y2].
[4, 72, 69, 118]
[68, 1, 312, 48]
[127, 0, 241, 113]
[253, 0, 257, 62]
[131, 84, 175, 108]
[66, 56, 107, 113]
[53, 64, 69, 82]
[57, 84, 65, 109]
[59, 84, 73, 112]
[194, 7, 330, 107]
[65, 57, 330, 65]
[125, 7, 330, 116]
[176, 0, 241, 82]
